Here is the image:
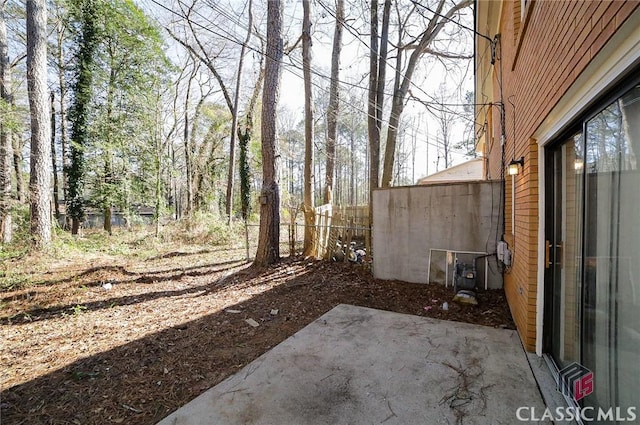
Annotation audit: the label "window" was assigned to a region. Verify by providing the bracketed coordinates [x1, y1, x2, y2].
[582, 84, 640, 413]
[546, 80, 640, 413]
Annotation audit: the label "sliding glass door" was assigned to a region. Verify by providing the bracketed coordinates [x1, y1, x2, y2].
[547, 133, 584, 370]
[546, 82, 640, 416]
[582, 84, 640, 414]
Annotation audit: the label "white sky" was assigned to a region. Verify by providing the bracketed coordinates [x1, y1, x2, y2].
[277, 1, 475, 181]
[141, 0, 476, 182]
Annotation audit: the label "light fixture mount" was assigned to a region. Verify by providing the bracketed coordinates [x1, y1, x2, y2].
[507, 156, 525, 176]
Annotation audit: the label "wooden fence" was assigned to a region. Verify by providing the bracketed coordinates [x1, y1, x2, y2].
[301, 204, 370, 260]
[234, 204, 371, 260]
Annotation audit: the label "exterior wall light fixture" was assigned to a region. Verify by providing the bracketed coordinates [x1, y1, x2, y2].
[507, 156, 525, 176]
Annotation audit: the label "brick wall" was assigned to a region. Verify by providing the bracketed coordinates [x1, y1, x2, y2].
[481, 0, 639, 351]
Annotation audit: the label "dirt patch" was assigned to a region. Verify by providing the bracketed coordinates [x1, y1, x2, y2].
[1, 249, 514, 425]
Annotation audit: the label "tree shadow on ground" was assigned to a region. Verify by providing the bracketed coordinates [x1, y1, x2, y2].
[145, 247, 246, 261]
[1, 258, 514, 425]
[0, 257, 247, 302]
[1, 260, 346, 425]
[0, 260, 250, 324]
[0, 248, 249, 294]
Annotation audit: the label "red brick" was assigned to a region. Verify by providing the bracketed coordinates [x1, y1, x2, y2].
[616, 0, 640, 26]
[591, 17, 618, 58]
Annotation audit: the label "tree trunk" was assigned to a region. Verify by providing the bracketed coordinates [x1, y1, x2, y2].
[239, 61, 264, 262]
[154, 88, 164, 238]
[102, 53, 118, 236]
[381, 0, 472, 187]
[376, 0, 391, 129]
[103, 206, 112, 234]
[239, 123, 252, 262]
[349, 134, 355, 205]
[55, 7, 68, 209]
[12, 131, 23, 202]
[226, 0, 253, 224]
[0, 128, 11, 244]
[324, 0, 343, 204]
[50, 92, 60, 222]
[154, 146, 161, 237]
[183, 64, 195, 217]
[367, 0, 379, 196]
[302, 0, 316, 257]
[381, 71, 411, 187]
[27, 0, 52, 248]
[68, 0, 98, 235]
[102, 157, 112, 235]
[239, 130, 251, 221]
[254, 0, 283, 266]
[0, 2, 12, 243]
[365, 0, 391, 197]
[238, 63, 263, 221]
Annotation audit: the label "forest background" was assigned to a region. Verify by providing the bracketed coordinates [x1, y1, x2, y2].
[0, 4, 502, 422]
[0, 0, 475, 261]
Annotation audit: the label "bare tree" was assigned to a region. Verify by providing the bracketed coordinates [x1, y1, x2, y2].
[436, 110, 455, 170]
[11, 124, 23, 202]
[278, 107, 303, 203]
[166, 1, 240, 217]
[254, 0, 282, 266]
[225, 0, 253, 224]
[380, 0, 472, 187]
[324, 0, 343, 204]
[301, 0, 315, 257]
[50, 91, 60, 221]
[26, 0, 52, 248]
[367, 0, 391, 221]
[0, 0, 12, 243]
[367, 0, 380, 195]
[430, 84, 460, 170]
[52, 0, 69, 218]
[155, 84, 179, 236]
[182, 55, 198, 216]
[239, 55, 264, 261]
[409, 113, 422, 183]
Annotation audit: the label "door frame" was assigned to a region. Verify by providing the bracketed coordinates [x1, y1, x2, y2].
[542, 130, 583, 362]
[533, 9, 640, 356]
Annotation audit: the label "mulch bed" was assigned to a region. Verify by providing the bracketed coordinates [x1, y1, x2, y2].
[1, 251, 514, 425]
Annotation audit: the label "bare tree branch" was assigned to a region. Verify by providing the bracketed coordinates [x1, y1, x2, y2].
[165, 21, 234, 113]
[401, 46, 472, 60]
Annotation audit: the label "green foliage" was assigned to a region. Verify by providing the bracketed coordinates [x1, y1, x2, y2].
[0, 212, 256, 292]
[71, 304, 88, 315]
[162, 212, 244, 246]
[67, 0, 100, 225]
[50, 227, 132, 256]
[0, 271, 32, 291]
[66, 0, 172, 227]
[238, 127, 251, 220]
[190, 104, 231, 212]
[0, 99, 24, 134]
[0, 203, 30, 261]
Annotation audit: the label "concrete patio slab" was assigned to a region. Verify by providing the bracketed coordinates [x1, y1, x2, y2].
[157, 304, 549, 425]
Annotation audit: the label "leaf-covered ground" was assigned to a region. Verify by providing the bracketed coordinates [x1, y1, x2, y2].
[1, 235, 514, 425]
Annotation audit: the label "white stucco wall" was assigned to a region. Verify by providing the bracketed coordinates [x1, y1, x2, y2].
[372, 181, 503, 289]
